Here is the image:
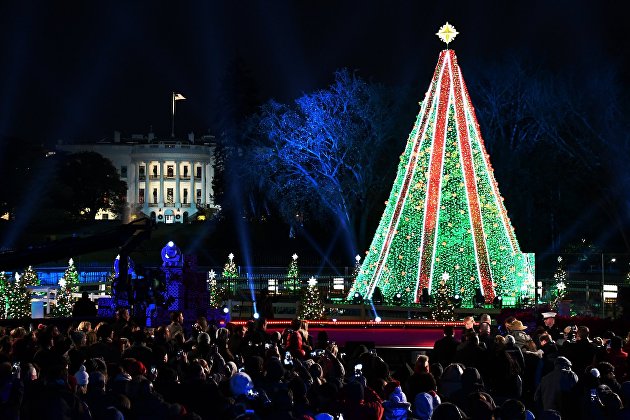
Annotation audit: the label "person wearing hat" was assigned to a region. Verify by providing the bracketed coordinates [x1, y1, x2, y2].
[382, 380, 412, 420]
[74, 365, 89, 395]
[535, 356, 579, 416]
[508, 319, 532, 350]
[541, 312, 561, 341]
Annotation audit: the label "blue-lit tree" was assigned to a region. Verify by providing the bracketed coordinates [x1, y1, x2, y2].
[251, 69, 412, 248]
[467, 57, 630, 251]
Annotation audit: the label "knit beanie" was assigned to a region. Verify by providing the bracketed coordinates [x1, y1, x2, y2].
[384, 381, 407, 403]
[75, 365, 89, 386]
[414, 392, 440, 420]
[229, 372, 253, 397]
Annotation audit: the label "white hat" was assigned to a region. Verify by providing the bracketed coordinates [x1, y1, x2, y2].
[542, 312, 557, 319]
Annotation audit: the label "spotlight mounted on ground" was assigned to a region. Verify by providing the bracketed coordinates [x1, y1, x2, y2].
[253, 312, 260, 319]
[374, 316, 382, 323]
[352, 292, 363, 305]
[453, 294, 463, 308]
[493, 295, 503, 309]
[393, 292, 403, 305]
[222, 305, 230, 314]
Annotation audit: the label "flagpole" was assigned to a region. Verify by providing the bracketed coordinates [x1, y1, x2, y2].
[171, 92, 186, 138]
[171, 92, 176, 138]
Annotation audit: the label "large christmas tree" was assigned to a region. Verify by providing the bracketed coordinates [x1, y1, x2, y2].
[349, 24, 534, 306]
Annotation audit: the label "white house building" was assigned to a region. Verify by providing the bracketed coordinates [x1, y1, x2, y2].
[57, 131, 219, 223]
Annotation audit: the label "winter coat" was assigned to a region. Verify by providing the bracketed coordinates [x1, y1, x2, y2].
[534, 356, 579, 412]
[413, 391, 440, 420]
[382, 400, 411, 420]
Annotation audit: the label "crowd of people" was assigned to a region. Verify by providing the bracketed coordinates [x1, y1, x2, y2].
[0, 309, 629, 420]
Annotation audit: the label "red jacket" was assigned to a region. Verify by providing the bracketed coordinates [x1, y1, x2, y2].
[605, 348, 628, 381]
[341, 385, 384, 420]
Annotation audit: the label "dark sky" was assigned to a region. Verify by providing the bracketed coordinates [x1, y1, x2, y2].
[0, 1, 626, 147]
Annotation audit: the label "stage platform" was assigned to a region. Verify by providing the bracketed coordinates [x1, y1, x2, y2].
[227, 300, 501, 322]
[230, 320, 469, 350]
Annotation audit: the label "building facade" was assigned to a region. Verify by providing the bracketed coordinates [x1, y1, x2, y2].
[57, 132, 219, 223]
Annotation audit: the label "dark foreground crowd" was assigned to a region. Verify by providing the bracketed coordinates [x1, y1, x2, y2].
[0, 310, 629, 420]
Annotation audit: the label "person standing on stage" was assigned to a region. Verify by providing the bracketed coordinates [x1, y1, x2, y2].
[462, 316, 475, 335]
[432, 326, 460, 368]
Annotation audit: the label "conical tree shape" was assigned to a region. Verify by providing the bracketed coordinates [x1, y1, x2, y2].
[349, 49, 534, 306]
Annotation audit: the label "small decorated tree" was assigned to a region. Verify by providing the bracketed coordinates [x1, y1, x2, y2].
[207, 269, 226, 308]
[297, 277, 325, 320]
[222, 253, 239, 295]
[287, 253, 300, 291]
[63, 258, 81, 293]
[222, 253, 238, 278]
[352, 255, 361, 280]
[52, 277, 73, 317]
[6, 273, 31, 319]
[21, 266, 40, 287]
[432, 273, 455, 321]
[52, 258, 81, 317]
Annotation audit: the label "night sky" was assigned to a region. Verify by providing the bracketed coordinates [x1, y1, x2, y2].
[1, 1, 627, 147]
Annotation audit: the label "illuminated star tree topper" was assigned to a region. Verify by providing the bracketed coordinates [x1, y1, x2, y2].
[436, 22, 459, 47]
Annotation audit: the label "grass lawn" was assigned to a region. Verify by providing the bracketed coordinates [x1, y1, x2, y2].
[1, 217, 356, 270]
